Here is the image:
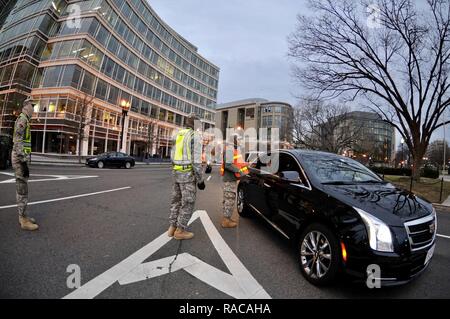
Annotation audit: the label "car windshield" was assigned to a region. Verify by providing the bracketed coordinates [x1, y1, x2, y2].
[301, 154, 382, 184]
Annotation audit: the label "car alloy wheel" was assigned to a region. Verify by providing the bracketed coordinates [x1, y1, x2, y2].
[237, 188, 244, 213]
[125, 162, 131, 169]
[97, 161, 104, 169]
[300, 231, 332, 280]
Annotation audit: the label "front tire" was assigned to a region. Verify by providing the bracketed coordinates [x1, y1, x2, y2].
[298, 223, 340, 286]
[237, 186, 252, 217]
[125, 161, 131, 169]
[97, 161, 104, 169]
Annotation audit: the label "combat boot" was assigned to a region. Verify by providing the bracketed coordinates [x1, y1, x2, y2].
[168, 225, 176, 237]
[19, 216, 39, 231]
[18, 216, 36, 225]
[221, 217, 238, 228]
[174, 227, 194, 240]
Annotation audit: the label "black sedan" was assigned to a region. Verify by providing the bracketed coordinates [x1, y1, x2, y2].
[238, 150, 436, 286]
[86, 152, 135, 169]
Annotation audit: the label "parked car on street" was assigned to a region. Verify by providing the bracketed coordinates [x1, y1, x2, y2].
[238, 149, 437, 286]
[0, 134, 12, 170]
[86, 152, 135, 169]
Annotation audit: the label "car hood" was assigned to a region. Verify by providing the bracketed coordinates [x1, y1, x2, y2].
[322, 182, 433, 226]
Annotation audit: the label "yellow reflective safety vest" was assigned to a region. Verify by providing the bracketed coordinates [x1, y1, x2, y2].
[14, 113, 31, 155]
[172, 128, 194, 173]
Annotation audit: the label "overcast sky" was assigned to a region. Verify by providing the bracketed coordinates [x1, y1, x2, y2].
[150, 0, 307, 106]
[149, 0, 449, 144]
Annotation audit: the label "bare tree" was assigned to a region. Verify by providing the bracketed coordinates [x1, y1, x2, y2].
[288, 0, 450, 179]
[292, 98, 362, 153]
[145, 120, 157, 158]
[77, 94, 93, 164]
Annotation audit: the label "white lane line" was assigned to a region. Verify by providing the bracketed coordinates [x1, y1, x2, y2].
[437, 234, 450, 239]
[0, 187, 131, 210]
[64, 210, 270, 299]
[0, 173, 98, 184]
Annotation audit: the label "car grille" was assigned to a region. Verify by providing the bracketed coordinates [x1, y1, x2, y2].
[404, 215, 436, 251]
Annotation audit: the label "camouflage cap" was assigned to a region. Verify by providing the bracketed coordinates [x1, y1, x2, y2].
[185, 112, 201, 129]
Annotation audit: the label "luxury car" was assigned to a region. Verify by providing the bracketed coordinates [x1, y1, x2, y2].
[238, 149, 437, 286]
[86, 152, 135, 169]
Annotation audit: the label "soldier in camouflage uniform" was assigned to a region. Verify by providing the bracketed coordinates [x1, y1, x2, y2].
[12, 100, 38, 231]
[220, 133, 249, 228]
[168, 113, 205, 240]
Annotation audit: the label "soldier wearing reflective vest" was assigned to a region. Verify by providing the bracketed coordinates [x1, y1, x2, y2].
[220, 133, 249, 228]
[168, 113, 205, 240]
[12, 99, 38, 231]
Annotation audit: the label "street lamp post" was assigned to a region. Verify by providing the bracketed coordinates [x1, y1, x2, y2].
[401, 138, 405, 168]
[443, 108, 447, 175]
[120, 99, 131, 153]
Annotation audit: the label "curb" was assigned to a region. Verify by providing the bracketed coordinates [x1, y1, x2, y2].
[432, 203, 450, 213]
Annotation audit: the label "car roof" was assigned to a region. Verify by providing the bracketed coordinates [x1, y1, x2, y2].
[277, 149, 344, 158]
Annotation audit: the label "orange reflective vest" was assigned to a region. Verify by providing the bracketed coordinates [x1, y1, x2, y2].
[220, 148, 249, 179]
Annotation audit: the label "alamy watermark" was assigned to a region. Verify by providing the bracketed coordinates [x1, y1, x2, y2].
[367, 4, 382, 29]
[175, 122, 281, 175]
[66, 4, 82, 29]
[366, 264, 381, 289]
[66, 264, 81, 289]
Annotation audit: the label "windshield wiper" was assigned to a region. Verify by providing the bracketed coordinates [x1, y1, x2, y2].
[321, 181, 356, 185]
[354, 180, 387, 184]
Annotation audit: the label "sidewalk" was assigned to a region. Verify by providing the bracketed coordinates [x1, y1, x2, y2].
[30, 154, 171, 167]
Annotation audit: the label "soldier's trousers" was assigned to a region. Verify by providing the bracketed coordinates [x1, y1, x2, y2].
[170, 181, 197, 229]
[223, 181, 236, 218]
[12, 162, 28, 218]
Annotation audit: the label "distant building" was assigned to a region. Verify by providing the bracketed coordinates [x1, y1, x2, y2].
[342, 111, 396, 164]
[0, 0, 219, 158]
[215, 98, 293, 148]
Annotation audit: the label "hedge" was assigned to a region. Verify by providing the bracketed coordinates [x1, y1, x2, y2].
[370, 167, 440, 179]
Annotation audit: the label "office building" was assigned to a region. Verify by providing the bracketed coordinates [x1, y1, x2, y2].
[0, 0, 219, 158]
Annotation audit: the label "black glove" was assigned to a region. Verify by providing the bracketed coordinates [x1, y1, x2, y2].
[197, 181, 206, 190]
[21, 162, 29, 178]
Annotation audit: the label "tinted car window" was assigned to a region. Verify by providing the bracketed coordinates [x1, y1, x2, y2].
[301, 154, 381, 183]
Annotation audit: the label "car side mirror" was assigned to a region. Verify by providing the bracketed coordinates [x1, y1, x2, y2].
[280, 171, 301, 183]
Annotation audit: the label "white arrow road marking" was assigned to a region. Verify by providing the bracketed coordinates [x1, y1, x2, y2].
[437, 234, 450, 239]
[64, 210, 270, 299]
[0, 172, 97, 184]
[0, 187, 131, 210]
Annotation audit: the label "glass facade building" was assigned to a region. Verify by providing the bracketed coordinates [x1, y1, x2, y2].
[341, 111, 396, 164]
[0, 0, 219, 158]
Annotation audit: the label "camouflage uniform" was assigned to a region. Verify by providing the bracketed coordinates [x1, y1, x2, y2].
[11, 110, 32, 218]
[169, 129, 203, 230]
[222, 145, 240, 218]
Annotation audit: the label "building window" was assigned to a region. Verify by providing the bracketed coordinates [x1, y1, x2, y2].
[245, 108, 255, 120]
[42, 66, 62, 87]
[80, 71, 95, 94]
[95, 78, 108, 100]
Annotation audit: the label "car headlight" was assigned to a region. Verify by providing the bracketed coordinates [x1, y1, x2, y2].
[354, 207, 394, 252]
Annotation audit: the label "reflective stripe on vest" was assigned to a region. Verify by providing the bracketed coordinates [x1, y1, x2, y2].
[14, 113, 31, 155]
[220, 147, 249, 178]
[172, 128, 193, 172]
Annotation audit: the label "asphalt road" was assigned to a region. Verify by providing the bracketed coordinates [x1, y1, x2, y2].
[0, 165, 449, 299]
